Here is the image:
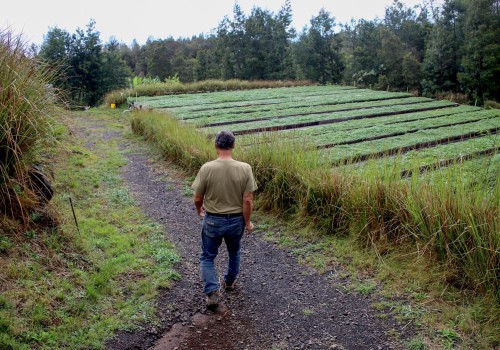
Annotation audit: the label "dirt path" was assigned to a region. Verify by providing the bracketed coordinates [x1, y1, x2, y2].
[74, 113, 413, 350]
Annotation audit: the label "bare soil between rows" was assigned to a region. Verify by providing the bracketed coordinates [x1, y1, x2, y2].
[73, 114, 416, 350]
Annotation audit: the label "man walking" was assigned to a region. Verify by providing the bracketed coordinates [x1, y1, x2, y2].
[192, 130, 257, 307]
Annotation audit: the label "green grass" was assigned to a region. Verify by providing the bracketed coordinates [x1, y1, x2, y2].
[0, 110, 180, 349]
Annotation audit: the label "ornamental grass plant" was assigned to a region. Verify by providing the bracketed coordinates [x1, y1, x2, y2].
[0, 30, 58, 225]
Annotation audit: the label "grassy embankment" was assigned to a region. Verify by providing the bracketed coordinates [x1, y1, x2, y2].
[104, 79, 315, 107]
[0, 31, 179, 349]
[130, 108, 499, 349]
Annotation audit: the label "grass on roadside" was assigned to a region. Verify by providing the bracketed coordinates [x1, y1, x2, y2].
[0, 111, 179, 349]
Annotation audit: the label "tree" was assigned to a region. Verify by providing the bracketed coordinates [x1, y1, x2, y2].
[39, 27, 73, 91]
[340, 19, 381, 85]
[294, 9, 343, 83]
[421, 0, 466, 95]
[69, 20, 103, 106]
[458, 0, 500, 102]
[40, 20, 131, 106]
[101, 38, 132, 94]
[376, 27, 407, 89]
[384, 0, 430, 60]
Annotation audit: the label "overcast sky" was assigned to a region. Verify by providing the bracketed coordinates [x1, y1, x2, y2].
[2, 0, 431, 46]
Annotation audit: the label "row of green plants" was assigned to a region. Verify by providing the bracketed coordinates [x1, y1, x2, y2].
[202, 100, 457, 134]
[174, 97, 426, 123]
[0, 30, 57, 227]
[280, 106, 480, 138]
[231, 105, 481, 149]
[135, 89, 411, 112]
[323, 117, 499, 162]
[342, 135, 498, 176]
[131, 85, 358, 110]
[311, 110, 499, 146]
[130, 110, 499, 301]
[104, 79, 315, 107]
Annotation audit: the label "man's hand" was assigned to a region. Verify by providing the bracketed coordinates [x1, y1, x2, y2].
[197, 205, 205, 217]
[245, 221, 254, 234]
[193, 192, 205, 217]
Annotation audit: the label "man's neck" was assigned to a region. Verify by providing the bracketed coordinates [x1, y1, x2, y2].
[216, 149, 233, 160]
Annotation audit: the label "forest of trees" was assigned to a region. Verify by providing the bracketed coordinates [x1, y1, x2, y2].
[37, 0, 500, 106]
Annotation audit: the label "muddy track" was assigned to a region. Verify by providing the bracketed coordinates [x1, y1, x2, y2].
[69, 115, 418, 350]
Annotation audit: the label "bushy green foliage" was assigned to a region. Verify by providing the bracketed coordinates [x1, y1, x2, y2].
[39, 21, 131, 107]
[0, 30, 57, 221]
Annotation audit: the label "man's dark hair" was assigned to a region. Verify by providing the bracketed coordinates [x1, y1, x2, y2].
[214, 130, 235, 150]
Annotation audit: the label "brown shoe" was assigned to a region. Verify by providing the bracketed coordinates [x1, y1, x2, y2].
[206, 291, 220, 307]
[224, 280, 236, 291]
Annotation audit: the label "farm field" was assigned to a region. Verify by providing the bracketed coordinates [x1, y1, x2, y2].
[132, 85, 499, 185]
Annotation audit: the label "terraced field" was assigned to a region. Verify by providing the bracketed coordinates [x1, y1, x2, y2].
[132, 85, 499, 182]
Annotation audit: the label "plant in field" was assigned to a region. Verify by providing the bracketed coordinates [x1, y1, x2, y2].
[0, 30, 58, 223]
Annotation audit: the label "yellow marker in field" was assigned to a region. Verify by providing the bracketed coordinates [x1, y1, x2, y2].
[111, 103, 116, 109]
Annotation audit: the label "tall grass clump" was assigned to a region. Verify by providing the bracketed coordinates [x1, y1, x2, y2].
[131, 110, 499, 299]
[105, 79, 315, 106]
[0, 30, 58, 223]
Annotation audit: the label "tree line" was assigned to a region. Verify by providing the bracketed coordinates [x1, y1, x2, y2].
[37, 0, 500, 106]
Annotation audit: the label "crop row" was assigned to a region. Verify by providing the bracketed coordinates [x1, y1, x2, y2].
[192, 97, 428, 126]
[168, 91, 413, 119]
[338, 134, 499, 176]
[132, 85, 359, 109]
[314, 109, 499, 147]
[419, 152, 499, 188]
[181, 87, 371, 112]
[265, 105, 479, 141]
[322, 117, 499, 163]
[203, 100, 457, 134]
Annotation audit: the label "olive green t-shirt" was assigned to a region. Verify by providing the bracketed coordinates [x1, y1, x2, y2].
[192, 159, 258, 214]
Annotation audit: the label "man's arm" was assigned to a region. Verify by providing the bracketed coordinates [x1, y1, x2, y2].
[193, 192, 205, 217]
[242, 192, 254, 233]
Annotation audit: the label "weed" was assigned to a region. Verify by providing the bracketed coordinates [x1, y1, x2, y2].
[355, 281, 377, 295]
[406, 336, 428, 350]
[0, 236, 13, 253]
[437, 327, 461, 348]
[183, 185, 194, 197]
[302, 308, 315, 316]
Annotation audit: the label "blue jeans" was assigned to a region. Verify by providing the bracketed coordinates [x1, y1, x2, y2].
[200, 214, 244, 295]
